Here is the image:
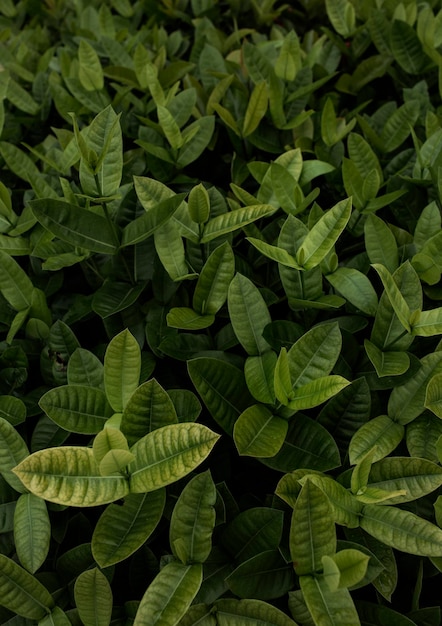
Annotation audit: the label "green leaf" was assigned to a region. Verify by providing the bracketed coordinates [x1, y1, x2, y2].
[188, 357, 253, 436]
[129, 423, 220, 493]
[78, 41, 104, 91]
[364, 215, 398, 273]
[74, 568, 112, 626]
[0, 553, 54, 619]
[426, 373, 442, 417]
[13, 447, 130, 506]
[287, 376, 350, 411]
[326, 268, 378, 316]
[120, 379, 177, 446]
[104, 329, 141, 413]
[332, 549, 370, 589]
[360, 504, 442, 556]
[245, 352, 277, 405]
[371, 263, 412, 332]
[170, 470, 216, 565]
[233, 405, 287, 458]
[349, 415, 404, 465]
[325, 0, 355, 37]
[351, 448, 377, 496]
[296, 474, 362, 528]
[67, 348, 104, 388]
[14, 494, 50, 573]
[412, 307, 442, 337]
[39, 606, 73, 626]
[390, 20, 428, 74]
[188, 183, 210, 224]
[201, 205, 275, 243]
[193, 242, 235, 316]
[380, 100, 420, 152]
[221, 508, 284, 563]
[228, 273, 272, 355]
[247, 237, 301, 269]
[214, 598, 297, 626]
[177, 116, 215, 168]
[92, 282, 145, 318]
[300, 575, 360, 626]
[242, 81, 268, 137]
[364, 340, 410, 378]
[39, 385, 113, 434]
[158, 105, 184, 150]
[0, 417, 29, 492]
[133, 561, 202, 626]
[93, 428, 129, 464]
[121, 193, 186, 247]
[290, 480, 336, 576]
[321, 98, 356, 146]
[30, 200, 118, 254]
[99, 449, 135, 476]
[367, 456, 442, 505]
[0, 395, 26, 426]
[275, 31, 301, 81]
[297, 198, 352, 269]
[226, 550, 294, 601]
[92, 490, 165, 567]
[167, 307, 215, 330]
[389, 351, 442, 424]
[0, 249, 34, 311]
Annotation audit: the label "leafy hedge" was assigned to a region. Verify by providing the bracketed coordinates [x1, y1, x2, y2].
[1, 0, 442, 624]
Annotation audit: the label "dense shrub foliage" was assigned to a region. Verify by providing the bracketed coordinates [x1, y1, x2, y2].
[1, 0, 442, 624]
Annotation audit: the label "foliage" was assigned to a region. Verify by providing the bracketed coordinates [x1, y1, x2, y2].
[1, 0, 442, 625]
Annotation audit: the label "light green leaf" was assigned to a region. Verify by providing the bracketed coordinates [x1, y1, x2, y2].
[99, 449, 135, 476]
[0, 553, 54, 619]
[201, 205, 275, 243]
[274, 348, 293, 406]
[30, 200, 118, 254]
[78, 41, 104, 91]
[121, 379, 177, 446]
[193, 242, 235, 315]
[0, 416, 29, 492]
[245, 352, 277, 405]
[14, 494, 50, 574]
[188, 183, 210, 224]
[364, 340, 410, 378]
[154, 220, 190, 281]
[351, 448, 377, 496]
[321, 555, 341, 592]
[300, 575, 360, 626]
[39, 385, 113, 434]
[297, 198, 352, 269]
[167, 307, 215, 330]
[158, 105, 184, 150]
[39, 606, 73, 626]
[228, 273, 272, 355]
[242, 81, 268, 137]
[364, 214, 398, 273]
[275, 31, 301, 81]
[297, 474, 361, 528]
[332, 549, 370, 589]
[74, 568, 112, 626]
[290, 480, 336, 576]
[13, 447, 130, 506]
[414, 201, 441, 252]
[234, 405, 287, 458]
[177, 116, 215, 168]
[93, 428, 129, 464]
[92, 490, 165, 568]
[170, 470, 216, 565]
[412, 307, 442, 337]
[214, 598, 297, 626]
[325, 0, 355, 37]
[104, 329, 141, 413]
[287, 375, 350, 411]
[360, 504, 442, 556]
[349, 415, 404, 465]
[129, 423, 220, 493]
[326, 267, 378, 316]
[425, 373, 442, 418]
[134, 562, 202, 626]
[247, 237, 301, 269]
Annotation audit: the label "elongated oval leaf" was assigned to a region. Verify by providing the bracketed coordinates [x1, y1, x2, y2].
[297, 474, 362, 528]
[193, 242, 235, 316]
[245, 352, 277, 405]
[14, 493, 50, 573]
[0, 249, 34, 311]
[327, 267, 378, 316]
[300, 575, 360, 626]
[221, 508, 284, 563]
[30, 200, 118, 254]
[121, 194, 186, 247]
[234, 405, 287, 458]
[0, 554, 54, 619]
[0, 416, 29, 492]
[134, 561, 202, 626]
[228, 273, 272, 356]
[287, 375, 350, 411]
[215, 598, 297, 626]
[360, 504, 442, 556]
[92, 489, 165, 567]
[129, 423, 220, 493]
[39, 385, 113, 434]
[297, 198, 352, 269]
[170, 470, 216, 565]
[364, 214, 398, 273]
[201, 205, 275, 243]
[13, 447, 130, 506]
[367, 457, 442, 505]
[78, 41, 104, 91]
[104, 329, 141, 412]
[226, 550, 294, 601]
[67, 348, 104, 388]
[290, 480, 336, 576]
[349, 415, 404, 465]
[74, 568, 112, 626]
